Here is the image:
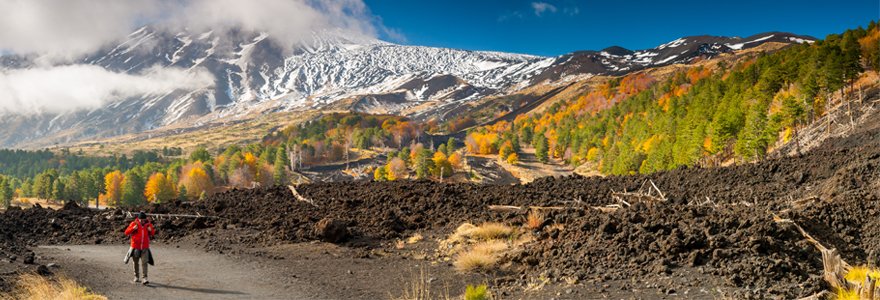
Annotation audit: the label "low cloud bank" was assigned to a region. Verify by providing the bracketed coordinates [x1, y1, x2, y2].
[0, 65, 214, 115]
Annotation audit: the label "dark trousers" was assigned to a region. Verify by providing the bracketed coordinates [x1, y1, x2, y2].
[132, 249, 149, 279]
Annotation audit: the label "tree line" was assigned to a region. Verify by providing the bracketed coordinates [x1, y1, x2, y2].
[464, 22, 878, 175]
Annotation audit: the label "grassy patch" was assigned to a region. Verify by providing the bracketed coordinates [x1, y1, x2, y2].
[454, 223, 513, 241]
[2, 274, 106, 300]
[453, 248, 499, 272]
[452, 240, 513, 273]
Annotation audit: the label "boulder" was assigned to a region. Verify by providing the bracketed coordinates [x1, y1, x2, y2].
[314, 218, 349, 243]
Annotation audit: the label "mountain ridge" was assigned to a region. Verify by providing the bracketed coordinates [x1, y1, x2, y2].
[0, 27, 815, 148]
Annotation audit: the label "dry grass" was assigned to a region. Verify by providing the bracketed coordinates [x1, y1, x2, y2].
[454, 240, 509, 272]
[471, 240, 508, 255]
[1, 274, 106, 300]
[391, 267, 452, 300]
[526, 209, 544, 230]
[456, 223, 514, 241]
[453, 248, 499, 272]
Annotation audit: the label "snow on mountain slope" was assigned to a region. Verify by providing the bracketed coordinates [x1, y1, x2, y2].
[0, 27, 553, 147]
[529, 32, 815, 83]
[0, 28, 814, 148]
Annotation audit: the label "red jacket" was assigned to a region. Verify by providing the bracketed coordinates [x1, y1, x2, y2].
[124, 219, 156, 250]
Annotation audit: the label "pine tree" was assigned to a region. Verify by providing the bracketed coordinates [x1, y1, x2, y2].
[273, 149, 287, 186]
[178, 185, 188, 201]
[446, 138, 456, 156]
[51, 178, 65, 203]
[190, 146, 212, 162]
[0, 176, 11, 208]
[121, 170, 146, 206]
[414, 149, 434, 179]
[534, 134, 549, 163]
[840, 31, 863, 90]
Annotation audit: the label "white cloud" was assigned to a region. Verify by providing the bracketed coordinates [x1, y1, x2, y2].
[531, 2, 558, 16]
[0, 0, 397, 115]
[160, 0, 380, 49]
[0, 65, 214, 115]
[0, 0, 389, 61]
[0, 0, 163, 64]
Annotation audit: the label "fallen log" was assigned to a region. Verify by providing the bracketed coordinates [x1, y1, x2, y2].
[774, 215, 852, 292]
[487, 205, 570, 212]
[124, 211, 221, 220]
[487, 204, 620, 213]
[288, 185, 318, 207]
[611, 192, 665, 204]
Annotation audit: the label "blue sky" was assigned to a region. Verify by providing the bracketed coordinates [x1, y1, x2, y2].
[366, 0, 880, 56]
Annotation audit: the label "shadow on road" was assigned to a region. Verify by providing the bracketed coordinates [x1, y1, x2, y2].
[148, 283, 247, 295]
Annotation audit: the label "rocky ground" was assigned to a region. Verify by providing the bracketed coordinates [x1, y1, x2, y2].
[2, 115, 879, 299]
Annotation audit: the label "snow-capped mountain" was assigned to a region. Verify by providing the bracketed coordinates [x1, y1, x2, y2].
[530, 32, 816, 83]
[0, 28, 814, 148]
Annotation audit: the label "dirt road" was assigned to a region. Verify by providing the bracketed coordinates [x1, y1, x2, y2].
[36, 244, 308, 300]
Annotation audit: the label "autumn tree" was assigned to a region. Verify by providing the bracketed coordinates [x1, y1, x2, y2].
[103, 171, 124, 206]
[373, 166, 388, 181]
[448, 152, 463, 170]
[144, 173, 175, 203]
[181, 163, 214, 199]
[431, 151, 453, 178]
[506, 153, 519, 165]
[498, 141, 515, 163]
[386, 157, 407, 181]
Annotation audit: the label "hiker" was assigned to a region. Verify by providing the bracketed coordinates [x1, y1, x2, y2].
[124, 212, 156, 285]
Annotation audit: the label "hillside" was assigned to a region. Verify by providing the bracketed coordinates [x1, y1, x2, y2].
[0, 27, 814, 149]
[3, 105, 880, 298]
[463, 23, 880, 177]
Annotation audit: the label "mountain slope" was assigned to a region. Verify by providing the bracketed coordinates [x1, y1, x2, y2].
[0, 28, 814, 148]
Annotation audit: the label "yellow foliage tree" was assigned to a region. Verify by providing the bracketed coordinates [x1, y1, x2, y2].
[102, 170, 124, 206]
[432, 151, 452, 178]
[586, 147, 600, 161]
[144, 173, 175, 203]
[181, 164, 214, 200]
[506, 153, 519, 165]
